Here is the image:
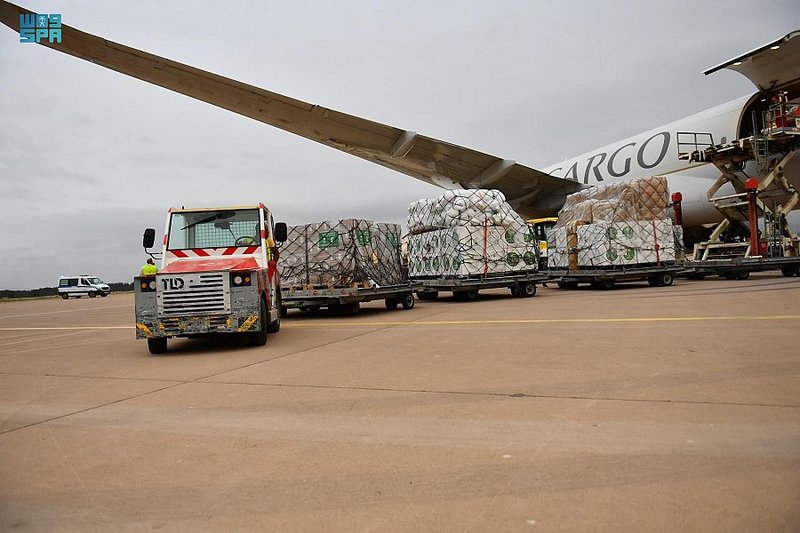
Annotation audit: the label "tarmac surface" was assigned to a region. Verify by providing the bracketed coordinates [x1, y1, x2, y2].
[1, 273, 799, 532]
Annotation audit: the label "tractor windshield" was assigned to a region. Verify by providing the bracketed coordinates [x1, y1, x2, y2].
[167, 209, 261, 250]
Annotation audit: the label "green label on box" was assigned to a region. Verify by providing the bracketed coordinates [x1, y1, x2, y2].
[319, 231, 339, 249]
[356, 230, 371, 245]
[507, 252, 521, 266]
[505, 230, 516, 244]
[523, 251, 537, 265]
[524, 229, 536, 243]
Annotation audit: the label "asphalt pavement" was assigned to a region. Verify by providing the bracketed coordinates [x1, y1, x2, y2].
[1, 274, 799, 532]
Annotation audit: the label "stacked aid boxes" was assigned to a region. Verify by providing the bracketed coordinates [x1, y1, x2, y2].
[407, 189, 538, 278]
[548, 177, 683, 270]
[280, 219, 405, 287]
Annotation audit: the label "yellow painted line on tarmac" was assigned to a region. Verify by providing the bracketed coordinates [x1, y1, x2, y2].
[1, 315, 799, 332]
[281, 315, 800, 327]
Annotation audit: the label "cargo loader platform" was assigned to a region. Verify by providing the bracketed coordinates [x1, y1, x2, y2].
[414, 271, 548, 301]
[548, 263, 683, 290]
[676, 123, 800, 281]
[280, 282, 420, 316]
[677, 104, 799, 270]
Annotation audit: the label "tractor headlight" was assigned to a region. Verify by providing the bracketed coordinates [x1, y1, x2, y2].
[231, 273, 252, 287]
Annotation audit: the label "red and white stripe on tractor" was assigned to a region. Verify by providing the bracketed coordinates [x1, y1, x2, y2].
[166, 246, 260, 259]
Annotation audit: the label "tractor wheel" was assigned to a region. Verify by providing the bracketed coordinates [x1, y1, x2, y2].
[147, 337, 167, 355]
[249, 299, 268, 346]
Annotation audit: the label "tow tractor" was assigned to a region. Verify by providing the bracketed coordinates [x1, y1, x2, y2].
[527, 217, 558, 271]
[134, 204, 287, 354]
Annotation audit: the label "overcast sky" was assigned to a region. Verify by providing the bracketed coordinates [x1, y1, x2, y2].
[1, 0, 798, 289]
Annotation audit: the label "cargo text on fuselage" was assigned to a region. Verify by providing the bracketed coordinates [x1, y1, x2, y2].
[547, 131, 672, 184]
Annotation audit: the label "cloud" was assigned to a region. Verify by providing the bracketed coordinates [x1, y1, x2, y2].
[1, 0, 797, 288]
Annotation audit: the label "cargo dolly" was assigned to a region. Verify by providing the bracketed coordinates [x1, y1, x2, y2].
[548, 264, 682, 290]
[683, 255, 800, 280]
[414, 271, 548, 301]
[280, 282, 420, 316]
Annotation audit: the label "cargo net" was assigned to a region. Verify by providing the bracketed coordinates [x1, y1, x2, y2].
[406, 189, 539, 278]
[547, 176, 683, 270]
[279, 219, 406, 288]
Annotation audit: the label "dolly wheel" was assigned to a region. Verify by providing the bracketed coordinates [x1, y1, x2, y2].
[660, 273, 674, 286]
[736, 270, 750, 280]
[385, 298, 399, 310]
[781, 265, 799, 277]
[401, 293, 415, 310]
[463, 288, 479, 301]
[522, 282, 537, 297]
[511, 286, 521, 297]
[340, 302, 360, 316]
[419, 290, 438, 300]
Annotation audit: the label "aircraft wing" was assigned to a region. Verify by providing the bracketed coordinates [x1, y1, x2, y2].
[705, 30, 800, 94]
[0, 1, 582, 218]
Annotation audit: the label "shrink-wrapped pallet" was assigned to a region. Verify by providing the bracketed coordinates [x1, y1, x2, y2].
[564, 219, 681, 268]
[279, 219, 405, 287]
[548, 177, 682, 269]
[408, 189, 526, 234]
[555, 176, 670, 228]
[547, 227, 570, 269]
[407, 222, 538, 278]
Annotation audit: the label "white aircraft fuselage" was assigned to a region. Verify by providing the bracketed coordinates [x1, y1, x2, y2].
[543, 95, 761, 227]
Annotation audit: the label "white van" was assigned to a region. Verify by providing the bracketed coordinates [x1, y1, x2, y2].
[57, 276, 111, 299]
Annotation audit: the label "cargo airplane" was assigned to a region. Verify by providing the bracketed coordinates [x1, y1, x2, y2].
[1, 1, 798, 237]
